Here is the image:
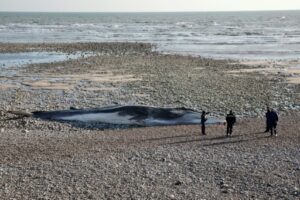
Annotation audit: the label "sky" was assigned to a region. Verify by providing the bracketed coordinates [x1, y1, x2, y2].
[0, 0, 300, 12]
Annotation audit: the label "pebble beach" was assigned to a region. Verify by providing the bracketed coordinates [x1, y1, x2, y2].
[0, 42, 299, 199]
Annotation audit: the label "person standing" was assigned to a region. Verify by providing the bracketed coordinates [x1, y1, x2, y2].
[226, 110, 236, 136]
[269, 108, 279, 136]
[201, 111, 209, 135]
[264, 107, 271, 133]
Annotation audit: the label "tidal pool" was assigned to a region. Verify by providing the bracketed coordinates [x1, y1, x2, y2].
[0, 51, 92, 68]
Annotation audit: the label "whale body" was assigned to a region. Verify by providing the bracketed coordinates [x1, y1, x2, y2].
[32, 105, 225, 126]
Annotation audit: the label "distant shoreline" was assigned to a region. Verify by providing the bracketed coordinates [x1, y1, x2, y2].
[0, 10, 300, 13]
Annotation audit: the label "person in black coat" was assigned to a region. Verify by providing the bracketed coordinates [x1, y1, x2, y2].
[201, 111, 209, 135]
[264, 107, 271, 133]
[226, 110, 236, 136]
[268, 108, 279, 136]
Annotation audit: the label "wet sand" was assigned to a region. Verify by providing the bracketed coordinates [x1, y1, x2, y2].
[229, 59, 300, 84]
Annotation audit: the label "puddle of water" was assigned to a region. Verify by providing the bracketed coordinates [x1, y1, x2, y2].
[0, 51, 92, 68]
[0, 51, 94, 90]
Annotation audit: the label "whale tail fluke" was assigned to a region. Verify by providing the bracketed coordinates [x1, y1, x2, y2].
[7, 110, 33, 118]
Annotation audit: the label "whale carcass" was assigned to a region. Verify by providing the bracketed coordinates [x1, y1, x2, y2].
[29, 105, 225, 126]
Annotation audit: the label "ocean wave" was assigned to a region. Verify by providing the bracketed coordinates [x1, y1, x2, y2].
[244, 31, 264, 36]
[214, 31, 265, 36]
[4, 23, 66, 32]
[215, 33, 240, 36]
[71, 23, 98, 28]
[0, 11, 299, 60]
[111, 24, 120, 29]
[0, 25, 7, 30]
[175, 21, 194, 28]
[213, 21, 219, 26]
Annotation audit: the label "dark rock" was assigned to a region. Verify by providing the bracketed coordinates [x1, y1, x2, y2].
[291, 191, 299, 197]
[221, 189, 228, 194]
[174, 181, 182, 186]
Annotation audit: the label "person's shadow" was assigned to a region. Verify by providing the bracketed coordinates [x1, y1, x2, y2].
[160, 132, 269, 146]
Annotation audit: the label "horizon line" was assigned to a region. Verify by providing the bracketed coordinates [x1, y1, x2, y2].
[0, 9, 299, 13]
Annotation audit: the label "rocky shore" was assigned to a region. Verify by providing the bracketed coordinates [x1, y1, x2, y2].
[0, 111, 299, 199]
[0, 42, 299, 117]
[0, 42, 299, 199]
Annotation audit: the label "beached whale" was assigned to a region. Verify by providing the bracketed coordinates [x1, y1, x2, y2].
[29, 105, 225, 126]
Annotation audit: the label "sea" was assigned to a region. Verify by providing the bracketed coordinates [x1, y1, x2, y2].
[0, 11, 300, 60]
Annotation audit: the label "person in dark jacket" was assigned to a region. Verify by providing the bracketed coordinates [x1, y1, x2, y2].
[268, 108, 278, 136]
[201, 111, 209, 135]
[264, 107, 271, 132]
[226, 110, 236, 136]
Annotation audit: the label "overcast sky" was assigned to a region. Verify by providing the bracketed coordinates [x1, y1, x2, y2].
[0, 0, 300, 12]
